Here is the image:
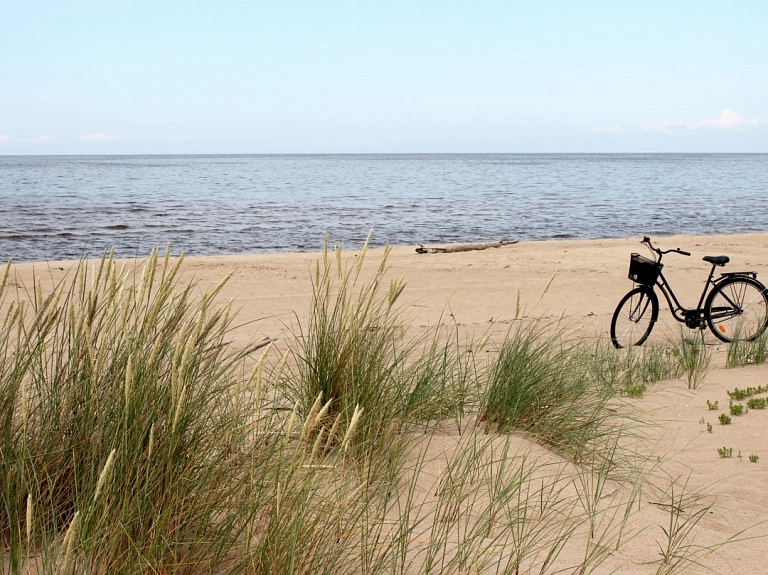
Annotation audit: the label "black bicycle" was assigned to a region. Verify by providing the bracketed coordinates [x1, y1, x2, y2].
[610, 236, 768, 349]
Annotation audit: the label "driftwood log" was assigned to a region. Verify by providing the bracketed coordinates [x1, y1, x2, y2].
[415, 240, 518, 254]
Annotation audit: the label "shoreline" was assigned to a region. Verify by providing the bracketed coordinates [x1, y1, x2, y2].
[9, 230, 768, 348]
[9, 228, 768, 266]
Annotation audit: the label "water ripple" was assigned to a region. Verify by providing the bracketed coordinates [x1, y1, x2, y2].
[1, 154, 767, 262]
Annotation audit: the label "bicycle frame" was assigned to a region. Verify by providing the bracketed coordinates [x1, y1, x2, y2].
[651, 256, 756, 329]
[653, 265, 719, 328]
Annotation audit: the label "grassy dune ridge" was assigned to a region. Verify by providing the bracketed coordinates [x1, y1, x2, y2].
[0, 240, 742, 574]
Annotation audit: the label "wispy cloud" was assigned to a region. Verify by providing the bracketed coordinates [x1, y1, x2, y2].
[80, 132, 120, 141]
[0, 135, 10, 144]
[693, 109, 760, 128]
[590, 110, 767, 136]
[645, 109, 766, 133]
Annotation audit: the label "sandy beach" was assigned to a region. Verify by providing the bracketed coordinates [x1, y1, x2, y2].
[8, 231, 768, 573]
[128, 231, 768, 353]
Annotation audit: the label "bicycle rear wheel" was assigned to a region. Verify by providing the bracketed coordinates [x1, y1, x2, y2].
[705, 276, 768, 343]
[611, 286, 659, 349]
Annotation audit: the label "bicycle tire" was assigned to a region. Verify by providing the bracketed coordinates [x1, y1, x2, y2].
[705, 276, 768, 343]
[611, 286, 659, 349]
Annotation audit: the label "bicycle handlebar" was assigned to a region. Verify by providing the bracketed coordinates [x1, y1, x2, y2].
[641, 236, 691, 257]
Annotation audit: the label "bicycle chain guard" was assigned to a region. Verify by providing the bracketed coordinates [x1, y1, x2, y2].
[684, 310, 706, 329]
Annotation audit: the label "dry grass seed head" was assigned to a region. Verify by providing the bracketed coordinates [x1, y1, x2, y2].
[26, 493, 33, 541]
[94, 449, 117, 501]
[302, 392, 324, 441]
[341, 405, 364, 453]
[62, 511, 80, 569]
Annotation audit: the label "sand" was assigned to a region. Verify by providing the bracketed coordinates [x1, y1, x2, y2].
[9, 231, 768, 573]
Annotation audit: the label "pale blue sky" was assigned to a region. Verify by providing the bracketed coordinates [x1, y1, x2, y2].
[1, 0, 766, 153]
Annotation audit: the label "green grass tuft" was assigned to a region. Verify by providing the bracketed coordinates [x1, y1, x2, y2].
[0, 247, 273, 572]
[725, 329, 768, 368]
[668, 329, 711, 390]
[478, 321, 626, 463]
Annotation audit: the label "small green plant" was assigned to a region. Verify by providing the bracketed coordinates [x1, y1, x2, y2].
[706, 400, 719, 410]
[729, 402, 744, 416]
[728, 388, 747, 400]
[624, 381, 647, 398]
[706, 423, 713, 433]
[718, 446, 733, 458]
[727, 384, 768, 400]
[747, 397, 767, 409]
[750, 454, 759, 463]
[719, 413, 732, 425]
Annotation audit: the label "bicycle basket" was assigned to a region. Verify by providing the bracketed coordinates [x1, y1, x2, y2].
[628, 253, 662, 286]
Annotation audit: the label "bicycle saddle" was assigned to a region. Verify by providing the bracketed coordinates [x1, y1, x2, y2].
[703, 255, 729, 266]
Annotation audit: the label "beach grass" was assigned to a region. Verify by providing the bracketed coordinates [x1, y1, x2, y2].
[0, 247, 288, 573]
[281, 233, 482, 470]
[0, 243, 734, 574]
[668, 329, 712, 389]
[725, 328, 768, 368]
[587, 341, 681, 398]
[478, 320, 641, 465]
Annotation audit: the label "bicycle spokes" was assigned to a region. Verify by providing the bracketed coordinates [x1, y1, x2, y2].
[629, 294, 651, 323]
[707, 279, 768, 342]
[611, 288, 658, 349]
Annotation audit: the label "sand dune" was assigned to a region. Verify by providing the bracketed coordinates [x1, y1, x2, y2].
[9, 231, 768, 573]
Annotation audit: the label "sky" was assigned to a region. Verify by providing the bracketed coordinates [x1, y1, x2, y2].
[1, 0, 767, 154]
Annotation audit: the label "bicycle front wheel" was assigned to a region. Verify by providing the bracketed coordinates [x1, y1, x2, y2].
[611, 286, 659, 349]
[705, 277, 768, 343]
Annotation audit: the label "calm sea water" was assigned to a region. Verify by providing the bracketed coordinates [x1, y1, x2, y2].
[1, 154, 767, 262]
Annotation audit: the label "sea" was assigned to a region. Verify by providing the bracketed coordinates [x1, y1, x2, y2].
[1, 153, 767, 263]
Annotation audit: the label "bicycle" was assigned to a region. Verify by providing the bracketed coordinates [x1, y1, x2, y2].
[610, 236, 768, 349]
